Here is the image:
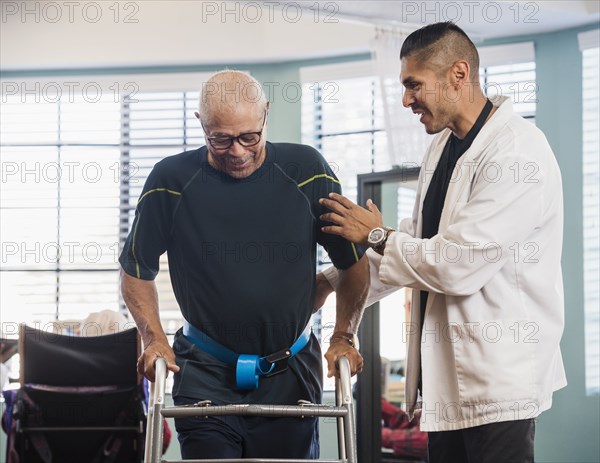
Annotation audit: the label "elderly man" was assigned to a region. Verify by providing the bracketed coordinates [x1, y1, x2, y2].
[319, 22, 566, 463]
[119, 70, 369, 460]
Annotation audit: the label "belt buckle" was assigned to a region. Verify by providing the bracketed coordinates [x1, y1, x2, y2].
[264, 348, 292, 377]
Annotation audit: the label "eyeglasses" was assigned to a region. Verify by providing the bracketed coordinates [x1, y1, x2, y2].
[202, 111, 267, 150]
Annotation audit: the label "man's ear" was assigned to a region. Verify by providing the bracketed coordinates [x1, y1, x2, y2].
[451, 60, 470, 87]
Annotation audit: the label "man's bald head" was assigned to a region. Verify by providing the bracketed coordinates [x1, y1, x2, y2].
[400, 22, 480, 82]
[199, 70, 268, 126]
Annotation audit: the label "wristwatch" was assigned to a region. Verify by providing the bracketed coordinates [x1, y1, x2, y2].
[330, 331, 360, 350]
[367, 226, 394, 251]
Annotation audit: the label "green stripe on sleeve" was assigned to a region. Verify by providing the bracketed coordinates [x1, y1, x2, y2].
[297, 174, 341, 188]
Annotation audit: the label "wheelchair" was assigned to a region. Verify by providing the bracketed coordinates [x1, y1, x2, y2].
[3, 324, 145, 463]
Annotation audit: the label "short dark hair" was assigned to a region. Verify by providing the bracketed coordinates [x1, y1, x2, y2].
[400, 22, 480, 81]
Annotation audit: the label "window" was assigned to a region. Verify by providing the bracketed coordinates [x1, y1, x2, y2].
[1, 91, 122, 328]
[0, 75, 206, 338]
[479, 42, 536, 122]
[580, 29, 600, 396]
[301, 62, 392, 389]
[379, 185, 416, 367]
[301, 61, 392, 203]
[480, 61, 536, 121]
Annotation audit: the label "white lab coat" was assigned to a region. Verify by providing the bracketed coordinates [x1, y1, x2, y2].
[324, 95, 567, 431]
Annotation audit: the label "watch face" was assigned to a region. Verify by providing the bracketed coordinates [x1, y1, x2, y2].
[368, 227, 385, 245]
[371, 229, 384, 240]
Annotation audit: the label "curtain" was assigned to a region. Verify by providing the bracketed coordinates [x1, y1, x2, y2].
[371, 27, 432, 167]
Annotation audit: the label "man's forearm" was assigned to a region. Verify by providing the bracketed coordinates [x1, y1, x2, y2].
[120, 269, 168, 347]
[323, 255, 369, 377]
[120, 269, 180, 380]
[334, 255, 369, 333]
[314, 272, 334, 313]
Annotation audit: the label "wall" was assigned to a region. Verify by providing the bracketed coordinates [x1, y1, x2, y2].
[0, 1, 373, 70]
[531, 24, 599, 463]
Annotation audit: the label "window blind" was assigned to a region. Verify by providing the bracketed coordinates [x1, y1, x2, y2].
[1, 93, 122, 325]
[1, 74, 207, 336]
[581, 37, 600, 396]
[480, 61, 537, 121]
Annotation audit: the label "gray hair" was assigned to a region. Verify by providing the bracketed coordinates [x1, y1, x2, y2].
[199, 70, 267, 125]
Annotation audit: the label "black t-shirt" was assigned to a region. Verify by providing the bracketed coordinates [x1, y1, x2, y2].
[120, 142, 363, 404]
[421, 99, 494, 241]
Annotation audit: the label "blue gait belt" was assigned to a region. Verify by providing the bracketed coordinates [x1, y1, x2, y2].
[182, 320, 312, 390]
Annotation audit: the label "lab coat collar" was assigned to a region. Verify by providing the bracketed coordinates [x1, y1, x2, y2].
[418, 96, 513, 234]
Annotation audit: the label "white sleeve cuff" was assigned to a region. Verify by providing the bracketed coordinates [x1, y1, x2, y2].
[322, 265, 341, 290]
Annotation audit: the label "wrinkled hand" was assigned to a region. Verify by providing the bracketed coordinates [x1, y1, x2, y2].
[324, 341, 364, 378]
[138, 339, 180, 382]
[319, 193, 383, 245]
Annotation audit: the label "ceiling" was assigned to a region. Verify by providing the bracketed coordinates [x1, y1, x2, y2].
[1, 1, 598, 71]
[293, 0, 600, 39]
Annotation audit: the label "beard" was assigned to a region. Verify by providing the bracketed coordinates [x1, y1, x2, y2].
[415, 103, 453, 135]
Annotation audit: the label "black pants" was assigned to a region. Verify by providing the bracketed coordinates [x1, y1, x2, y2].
[174, 396, 319, 459]
[427, 419, 535, 463]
